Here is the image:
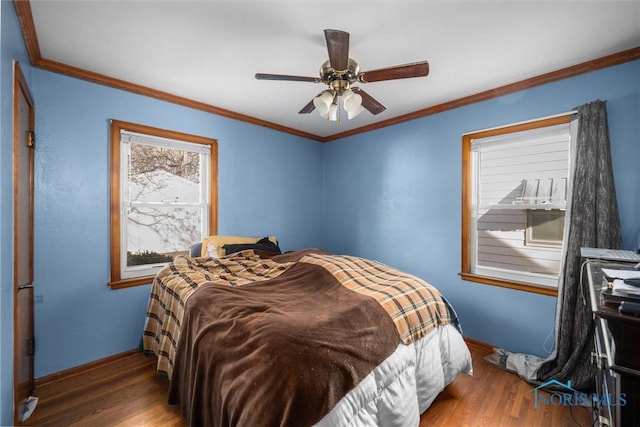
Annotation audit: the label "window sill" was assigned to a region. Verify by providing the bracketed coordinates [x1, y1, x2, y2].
[459, 272, 558, 296]
[108, 276, 154, 289]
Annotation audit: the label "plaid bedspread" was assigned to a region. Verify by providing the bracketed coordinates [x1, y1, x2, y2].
[143, 252, 294, 377]
[143, 249, 453, 377]
[300, 253, 452, 344]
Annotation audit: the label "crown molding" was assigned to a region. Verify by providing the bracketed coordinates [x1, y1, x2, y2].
[324, 46, 640, 142]
[13, 0, 40, 64]
[35, 57, 324, 142]
[12, 0, 323, 142]
[13, 0, 640, 144]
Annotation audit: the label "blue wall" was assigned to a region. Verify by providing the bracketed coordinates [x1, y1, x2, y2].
[0, 0, 32, 424]
[2, 2, 639, 422]
[31, 69, 324, 378]
[323, 59, 640, 357]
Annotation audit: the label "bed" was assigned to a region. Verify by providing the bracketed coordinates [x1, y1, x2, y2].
[143, 240, 472, 427]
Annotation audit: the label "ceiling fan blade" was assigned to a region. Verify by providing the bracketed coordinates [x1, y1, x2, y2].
[358, 61, 429, 83]
[324, 29, 350, 71]
[353, 88, 386, 115]
[255, 73, 320, 83]
[298, 95, 320, 114]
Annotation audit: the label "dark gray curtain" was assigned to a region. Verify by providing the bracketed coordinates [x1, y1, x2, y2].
[535, 100, 622, 390]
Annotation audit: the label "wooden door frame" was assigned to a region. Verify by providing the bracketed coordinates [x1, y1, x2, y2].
[13, 61, 35, 425]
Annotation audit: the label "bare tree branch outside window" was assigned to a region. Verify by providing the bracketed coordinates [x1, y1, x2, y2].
[126, 143, 203, 266]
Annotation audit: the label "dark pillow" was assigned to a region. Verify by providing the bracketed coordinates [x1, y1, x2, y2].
[223, 237, 282, 256]
[189, 242, 203, 257]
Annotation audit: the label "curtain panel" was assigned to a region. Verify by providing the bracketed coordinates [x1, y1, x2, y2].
[536, 99, 621, 390]
[487, 100, 621, 391]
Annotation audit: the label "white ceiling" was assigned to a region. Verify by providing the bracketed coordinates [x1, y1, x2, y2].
[28, 0, 640, 139]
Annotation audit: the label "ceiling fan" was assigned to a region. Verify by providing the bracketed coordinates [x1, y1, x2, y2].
[255, 29, 429, 121]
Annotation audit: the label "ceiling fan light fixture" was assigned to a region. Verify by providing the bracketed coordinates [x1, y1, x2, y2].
[256, 30, 424, 121]
[342, 89, 363, 112]
[327, 104, 338, 121]
[320, 103, 338, 121]
[347, 105, 365, 120]
[313, 90, 335, 115]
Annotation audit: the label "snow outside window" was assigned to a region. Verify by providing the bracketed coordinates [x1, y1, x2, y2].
[109, 120, 217, 287]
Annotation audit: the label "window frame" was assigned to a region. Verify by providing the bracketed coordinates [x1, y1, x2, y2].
[461, 115, 573, 296]
[109, 119, 218, 289]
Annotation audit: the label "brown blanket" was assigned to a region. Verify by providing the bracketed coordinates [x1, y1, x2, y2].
[143, 251, 296, 377]
[168, 259, 402, 427]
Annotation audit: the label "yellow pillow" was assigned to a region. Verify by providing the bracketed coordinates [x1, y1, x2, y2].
[201, 235, 278, 258]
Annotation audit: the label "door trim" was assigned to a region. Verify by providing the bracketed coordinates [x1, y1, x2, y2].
[13, 61, 36, 425]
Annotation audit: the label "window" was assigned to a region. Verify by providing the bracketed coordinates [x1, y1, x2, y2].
[461, 115, 574, 295]
[109, 120, 218, 288]
[526, 210, 564, 247]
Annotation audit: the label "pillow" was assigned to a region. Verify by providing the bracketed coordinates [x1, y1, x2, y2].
[201, 235, 278, 258]
[223, 237, 282, 256]
[189, 242, 203, 257]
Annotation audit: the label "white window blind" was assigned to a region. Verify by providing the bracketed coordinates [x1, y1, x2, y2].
[121, 130, 212, 155]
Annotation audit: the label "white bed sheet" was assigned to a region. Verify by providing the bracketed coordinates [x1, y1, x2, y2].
[316, 324, 473, 427]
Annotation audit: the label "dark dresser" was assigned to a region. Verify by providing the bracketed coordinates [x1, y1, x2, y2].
[586, 261, 640, 427]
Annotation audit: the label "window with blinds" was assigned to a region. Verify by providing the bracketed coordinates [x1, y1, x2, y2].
[462, 115, 575, 293]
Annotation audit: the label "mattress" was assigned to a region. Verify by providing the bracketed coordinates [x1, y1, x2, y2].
[318, 324, 472, 426]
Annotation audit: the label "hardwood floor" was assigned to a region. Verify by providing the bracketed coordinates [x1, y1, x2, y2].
[419, 342, 592, 427]
[25, 342, 592, 426]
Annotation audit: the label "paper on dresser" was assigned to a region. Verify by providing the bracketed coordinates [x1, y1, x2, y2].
[601, 268, 640, 280]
